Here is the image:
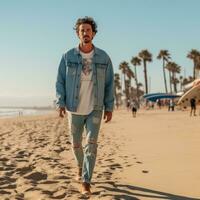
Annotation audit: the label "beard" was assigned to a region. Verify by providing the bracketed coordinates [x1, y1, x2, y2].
[83, 36, 92, 43]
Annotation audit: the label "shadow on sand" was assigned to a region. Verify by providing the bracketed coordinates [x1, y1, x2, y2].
[93, 181, 200, 200]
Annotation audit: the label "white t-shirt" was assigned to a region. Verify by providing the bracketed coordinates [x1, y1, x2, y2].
[71, 50, 94, 115]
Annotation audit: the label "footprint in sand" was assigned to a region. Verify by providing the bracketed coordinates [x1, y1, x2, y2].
[25, 187, 41, 192]
[53, 147, 65, 153]
[109, 163, 123, 170]
[24, 172, 48, 182]
[4, 146, 11, 150]
[15, 193, 25, 199]
[96, 174, 103, 178]
[53, 175, 70, 180]
[0, 157, 9, 162]
[14, 150, 31, 161]
[4, 170, 15, 176]
[104, 158, 114, 162]
[0, 176, 17, 193]
[2, 165, 15, 171]
[39, 180, 59, 184]
[0, 183, 17, 189]
[102, 171, 113, 177]
[52, 189, 67, 199]
[66, 141, 71, 145]
[15, 165, 33, 176]
[0, 190, 11, 195]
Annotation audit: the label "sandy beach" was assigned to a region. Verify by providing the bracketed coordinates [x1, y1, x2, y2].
[0, 108, 200, 200]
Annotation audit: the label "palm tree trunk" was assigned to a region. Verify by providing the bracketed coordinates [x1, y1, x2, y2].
[134, 66, 139, 103]
[193, 60, 196, 79]
[173, 73, 177, 93]
[143, 60, 148, 94]
[129, 78, 131, 100]
[114, 86, 118, 108]
[180, 80, 182, 91]
[163, 59, 168, 93]
[124, 73, 127, 102]
[169, 71, 172, 93]
[120, 73, 123, 96]
[174, 84, 177, 93]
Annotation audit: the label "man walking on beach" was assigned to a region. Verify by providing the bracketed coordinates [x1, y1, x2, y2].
[56, 17, 114, 196]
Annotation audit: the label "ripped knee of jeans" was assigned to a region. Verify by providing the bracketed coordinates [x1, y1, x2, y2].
[86, 138, 97, 144]
[84, 138, 98, 156]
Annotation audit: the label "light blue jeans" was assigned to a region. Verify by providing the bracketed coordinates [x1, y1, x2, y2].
[68, 110, 103, 183]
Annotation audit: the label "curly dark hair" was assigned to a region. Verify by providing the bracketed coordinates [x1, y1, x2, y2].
[74, 16, 97, 33]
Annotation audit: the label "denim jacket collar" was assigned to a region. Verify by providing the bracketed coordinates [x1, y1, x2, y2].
[73, 45, 100, 56]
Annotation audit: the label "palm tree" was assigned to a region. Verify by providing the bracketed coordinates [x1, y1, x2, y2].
[187, 49, 200, 79]
[166, 62, 181, 93]
[119, 61, 134, 102]
[114, 73, 121, 108]
[137, 82, 144, 98]
[179, 75, 183, 91]
[182, 77, 188, 89]
[188, 76, 194, 83]
[171, 77, 180, 93]
[119, 61, 128, 99]
[125, 65, 134, 101]
[172, 64, 181, 93]
[165, 61, 174, 93]
[126, 66, 135, 86]
[131, 56, 141, 101]
[138, 50, 152, 94]
[157, 50, 171, 93]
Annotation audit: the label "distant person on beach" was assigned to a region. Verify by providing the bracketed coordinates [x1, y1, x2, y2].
[168, 99, 175, 111]
[157, 99, 162, 109]
[56, 17, 114, 196]
[130, 101, 137, 117]
[18, 110, 23, 116]
[126, 99, 130, 111]
[190, 98, 196, 116]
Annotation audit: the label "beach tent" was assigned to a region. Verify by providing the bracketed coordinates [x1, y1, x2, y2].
[143, 93, 180, 102]
[177, 84, 200, 107]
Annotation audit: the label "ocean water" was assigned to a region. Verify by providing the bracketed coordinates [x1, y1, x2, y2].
[0, 108, 55, 118]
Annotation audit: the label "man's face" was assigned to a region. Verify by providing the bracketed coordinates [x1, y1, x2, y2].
[77, 23, 95, 44]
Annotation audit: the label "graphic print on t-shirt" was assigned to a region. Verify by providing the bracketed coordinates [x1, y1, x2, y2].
[82, 58, 92, 76]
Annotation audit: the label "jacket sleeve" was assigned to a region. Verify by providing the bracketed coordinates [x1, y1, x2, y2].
[56, 55, 66, 108]
[104, 57, 115, 112]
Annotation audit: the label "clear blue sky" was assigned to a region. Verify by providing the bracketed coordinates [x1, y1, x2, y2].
[1, 0, 200, 106]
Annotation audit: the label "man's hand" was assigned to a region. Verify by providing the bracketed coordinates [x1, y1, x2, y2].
[103, 111, 112, 123]
[59, 107, 66, 118]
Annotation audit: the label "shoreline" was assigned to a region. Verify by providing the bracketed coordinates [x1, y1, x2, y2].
[0, 107, 56, 119]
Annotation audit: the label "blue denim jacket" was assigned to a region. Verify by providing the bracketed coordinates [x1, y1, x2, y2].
[56, 46, 114, 112]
